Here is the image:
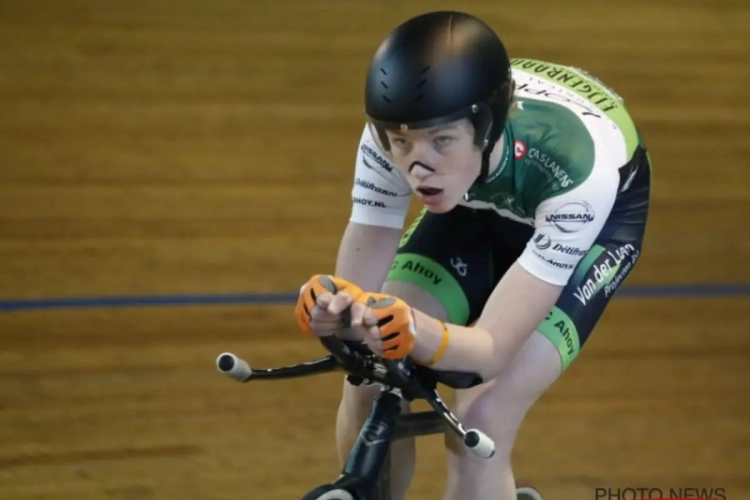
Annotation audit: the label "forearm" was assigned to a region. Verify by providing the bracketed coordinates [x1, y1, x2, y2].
[410, 310, 500, 380]
[334, 221, 401, 292]
[410, 263, 563, 381]
[334, 221, 402, 340]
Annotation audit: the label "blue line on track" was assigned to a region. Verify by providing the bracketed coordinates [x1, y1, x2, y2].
[0, 284, 747, 312]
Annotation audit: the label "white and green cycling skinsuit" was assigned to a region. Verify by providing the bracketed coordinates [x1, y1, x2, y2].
[347, 58, 651, 369]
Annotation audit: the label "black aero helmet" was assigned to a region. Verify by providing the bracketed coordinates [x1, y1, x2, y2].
[364, 11, 513, 184]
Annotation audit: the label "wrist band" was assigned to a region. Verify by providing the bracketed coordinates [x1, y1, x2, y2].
[422, 320, 450, 366]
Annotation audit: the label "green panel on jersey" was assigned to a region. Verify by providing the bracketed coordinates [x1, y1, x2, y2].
[385, 253, 471, 326]
[568, 243, 635, 304]
[571, 244, 607, 284]
[465, 98, 596, 217]
[537, 306, 581, 371]
[464, 130, 530, 217]
[511, 98, 596, 209]
[511, 58, 640, 157]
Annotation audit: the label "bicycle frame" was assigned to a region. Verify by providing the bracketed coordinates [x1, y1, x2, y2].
[216, 336, 493, 500]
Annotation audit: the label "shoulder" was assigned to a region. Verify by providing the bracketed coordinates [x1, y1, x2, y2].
[350, 124, 412, 229]
[510, 57, 638, 160]
[357, 125, 397, 175]
[510, 89, 628, 207]
[513, 98, 598, 192]
[512, 95, 622, 258]
[354, 125, 411, 187]
[517, 103, 621, 230]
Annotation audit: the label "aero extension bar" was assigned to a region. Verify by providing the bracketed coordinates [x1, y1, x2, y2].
[216, 336, 493, 500]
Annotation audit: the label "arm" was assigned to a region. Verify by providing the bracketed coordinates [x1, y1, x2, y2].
[332, 125, 413, 339]
[338, 123, 413, 289]
[334, 221, 403, 293]
[411, 264, 563, 380]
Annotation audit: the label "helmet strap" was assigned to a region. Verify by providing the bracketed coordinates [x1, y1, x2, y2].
[472, 78, 513, 187]
[475, 150, 491, 185]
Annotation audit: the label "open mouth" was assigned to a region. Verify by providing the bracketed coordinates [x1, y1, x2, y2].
[417, 187, 443, 196]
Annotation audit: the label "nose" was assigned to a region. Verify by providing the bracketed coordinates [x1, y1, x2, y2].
[408, 161, 435, 179]
[405, 143, 435, 179]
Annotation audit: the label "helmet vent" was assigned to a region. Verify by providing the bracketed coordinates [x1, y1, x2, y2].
[412, 67, 429, 102]
[382, 95, 392, 103]
[381, 81, 389, 89]
[380, 68, 388, 76]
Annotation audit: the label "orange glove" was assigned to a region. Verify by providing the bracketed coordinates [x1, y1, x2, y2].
[294, 274, 363, 336]
[352, 292, 416, 360]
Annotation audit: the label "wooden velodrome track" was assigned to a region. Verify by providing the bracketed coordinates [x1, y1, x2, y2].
[0, 0, 748, 499]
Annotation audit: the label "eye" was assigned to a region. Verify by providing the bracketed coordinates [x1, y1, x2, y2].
[433, 135, 454, 148]
[390, 137, 408, 148]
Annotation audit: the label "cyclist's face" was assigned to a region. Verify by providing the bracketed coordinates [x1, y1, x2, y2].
[384, 119, 481, 213]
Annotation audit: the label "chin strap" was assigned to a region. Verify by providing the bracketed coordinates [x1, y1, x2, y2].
[472, 148, 492, 186]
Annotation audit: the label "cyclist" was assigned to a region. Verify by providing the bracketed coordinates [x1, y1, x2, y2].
[295, 10, 651, 500]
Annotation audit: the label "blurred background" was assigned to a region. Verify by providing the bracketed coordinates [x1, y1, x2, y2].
[0, 0, 748, 499]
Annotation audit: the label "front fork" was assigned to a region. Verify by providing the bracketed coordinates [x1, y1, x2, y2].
[334, 387, 403, 500]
